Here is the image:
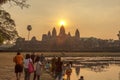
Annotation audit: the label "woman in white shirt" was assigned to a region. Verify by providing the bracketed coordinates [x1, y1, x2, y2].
[33, 55, 42, 80]
[24, 54, 33, 80]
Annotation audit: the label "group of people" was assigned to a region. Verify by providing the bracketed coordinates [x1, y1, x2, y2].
[13, 52, 44, 80]
[13, 52, 84, 80]
[51, 56, 73, 80]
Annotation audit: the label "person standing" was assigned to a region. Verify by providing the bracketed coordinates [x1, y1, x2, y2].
[78, 76, 84, 80]
[55, 57, 63, 80]
[24, 54, 33, 80]
[39, 53, 45, 63]
[39, 53, 45, 70]
[13, 52, 24, 80]
[51, 56, 57, 77]
[31, 52, 36, 64]
[45, 61, 51, 72]
[33, 56, 42, 80]
[65, 63, 72, 80]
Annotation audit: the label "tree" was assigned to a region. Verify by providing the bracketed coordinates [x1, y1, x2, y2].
[0, 33, 4, 43]
[0, 10, 18, 42]
[0, 0, 29, 9]
[0, 0, 29, 43]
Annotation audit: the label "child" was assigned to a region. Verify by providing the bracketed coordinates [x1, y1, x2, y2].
[65, 63, 72, 80]
[45, 62, 51, 72]
[79, 76, 84, 80]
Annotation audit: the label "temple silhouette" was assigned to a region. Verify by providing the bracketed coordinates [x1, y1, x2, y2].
[2, 25, 120, 52]
[13, 25, 81, 51]
[42, 25, 80, 48]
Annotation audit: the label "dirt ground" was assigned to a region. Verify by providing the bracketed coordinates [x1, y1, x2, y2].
[0, 53, 54, 80]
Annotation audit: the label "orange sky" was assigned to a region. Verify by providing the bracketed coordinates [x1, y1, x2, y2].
[2, 0, 120, 40]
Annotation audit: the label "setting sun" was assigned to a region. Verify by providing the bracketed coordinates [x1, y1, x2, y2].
[60, 21, 65, 26]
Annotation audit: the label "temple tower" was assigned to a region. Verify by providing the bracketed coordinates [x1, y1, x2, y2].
[48, 31, 51, 37]
[52, 27, 57, 37]
[59, 25, 66, 37]
[75, 29, 80, 39]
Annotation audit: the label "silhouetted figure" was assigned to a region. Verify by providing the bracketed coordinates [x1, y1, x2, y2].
[69, 61, 73, 67]
[51, 56, 57, 77]
[13, 52, 23, 80]
[75, 66, 80, 76]
[79, 76, 84, 80]
[31, 52, 36, 64]
[39, 53, 45, 63]
[55, 57, 63, 80]
[35, 54, 40, 63]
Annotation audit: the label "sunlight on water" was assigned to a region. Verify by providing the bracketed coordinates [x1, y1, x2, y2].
[70, 65, 120, 80]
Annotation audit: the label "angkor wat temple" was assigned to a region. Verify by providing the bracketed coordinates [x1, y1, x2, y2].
[7, 25, 120, 52]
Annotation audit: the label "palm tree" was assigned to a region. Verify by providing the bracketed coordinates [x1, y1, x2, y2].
[27, 25, 32, 40]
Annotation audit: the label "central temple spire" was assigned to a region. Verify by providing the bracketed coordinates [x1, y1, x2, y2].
[59, 25, 66, 36]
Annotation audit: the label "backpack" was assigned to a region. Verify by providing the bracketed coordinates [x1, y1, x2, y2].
[66, 68, 72, 75]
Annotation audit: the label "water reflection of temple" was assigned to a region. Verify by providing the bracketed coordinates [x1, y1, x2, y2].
[74, 63, 109, 73]
[75, 66, 80, 75]
[90, 64, 109, 72]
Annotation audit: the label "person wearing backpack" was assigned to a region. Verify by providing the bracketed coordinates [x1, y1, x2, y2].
[24, 54, 33, 80]
[13, 52, 23, 80]
[65, 63, 72, 80]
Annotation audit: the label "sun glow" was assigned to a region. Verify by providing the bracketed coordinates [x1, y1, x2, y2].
[60, 21, 65, 26]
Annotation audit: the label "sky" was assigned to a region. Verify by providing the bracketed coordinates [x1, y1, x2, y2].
[2, 0, 120, 40]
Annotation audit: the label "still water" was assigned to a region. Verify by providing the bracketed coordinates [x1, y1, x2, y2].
[69, 64, 120, 80]
[29, 52, 120, 80]
[60, 56, 120, 80]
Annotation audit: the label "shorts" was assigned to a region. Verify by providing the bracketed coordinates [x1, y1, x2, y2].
[15, 64, 23, 73]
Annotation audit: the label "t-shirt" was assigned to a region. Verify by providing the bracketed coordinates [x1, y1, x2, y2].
[13, 55, 23, 65]
[35, 61, 42, 75]
[34, 61, 42, 71]
[24, 58, 32, 68]
[66, 67, 72, 75]
[45, 63, 50, 69]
